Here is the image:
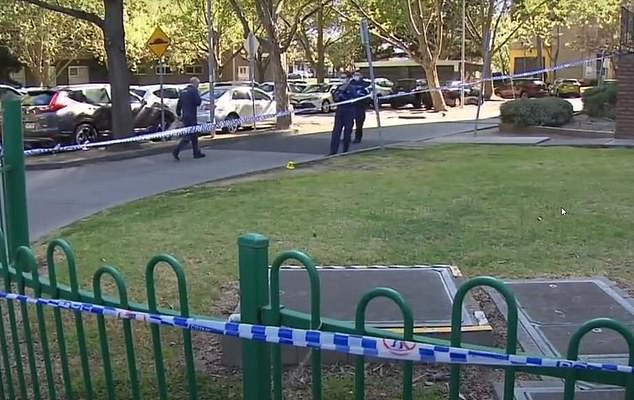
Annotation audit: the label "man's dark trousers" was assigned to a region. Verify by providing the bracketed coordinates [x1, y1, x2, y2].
[330, 109, 354, 155]
[174, 120, 201, 155]
[353, 105, 366, 143]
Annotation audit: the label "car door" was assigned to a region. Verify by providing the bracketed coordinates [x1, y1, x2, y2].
[154, 87, 180, 114]
[231, 88, 253, 117]
[252, 89, 274, 117]
[81, 87, 112, 133]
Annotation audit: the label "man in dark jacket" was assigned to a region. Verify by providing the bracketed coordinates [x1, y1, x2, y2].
[172, 77, 205, 160]
[329, 74, 357, 155]
[349, 71, 370, 144]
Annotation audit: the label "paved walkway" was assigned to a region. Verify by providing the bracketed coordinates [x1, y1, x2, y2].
[420, 131, 634, 147]
[27, 120, 495, 240]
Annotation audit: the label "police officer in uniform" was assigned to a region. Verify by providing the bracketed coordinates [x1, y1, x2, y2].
[329, 73, 357, 155]
[350, 70, 370, 144]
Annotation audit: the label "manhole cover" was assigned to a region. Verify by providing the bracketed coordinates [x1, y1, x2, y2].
[278, 267, 471, 326]
[508, 281, 634, 325]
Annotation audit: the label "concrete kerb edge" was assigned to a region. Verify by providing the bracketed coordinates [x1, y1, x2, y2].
[25, 128, 299, 171]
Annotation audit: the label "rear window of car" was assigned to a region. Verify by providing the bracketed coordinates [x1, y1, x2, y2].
[563, 79, 578, 83]
[22, 91, 55, 106]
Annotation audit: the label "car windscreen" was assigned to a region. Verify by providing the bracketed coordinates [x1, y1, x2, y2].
[303, 84, 329, 93]
[201, 88, 229, 101]
[22, 91, 56, 106]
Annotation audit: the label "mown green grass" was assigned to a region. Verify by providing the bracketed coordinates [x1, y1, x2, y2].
[24, 145, 634, 399]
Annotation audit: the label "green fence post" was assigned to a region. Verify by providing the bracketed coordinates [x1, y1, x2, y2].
[239, 233, 272, 400]
[2, 98, 30, 260]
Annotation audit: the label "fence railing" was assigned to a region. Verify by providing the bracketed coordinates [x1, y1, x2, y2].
[0, 232, 632, 399]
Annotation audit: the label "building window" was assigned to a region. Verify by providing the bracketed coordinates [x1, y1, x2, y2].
[134, 65, 148, 75]
[184, 65, 203, 75]
[155, 65, 174, 75]
[68, 66, 79, 77]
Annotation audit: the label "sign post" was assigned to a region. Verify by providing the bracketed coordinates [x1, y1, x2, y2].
[245, 32, 260, 130]
[360, 19, 384, 150]
[474, 30, 492, 135]
[146, 26, 171, 131]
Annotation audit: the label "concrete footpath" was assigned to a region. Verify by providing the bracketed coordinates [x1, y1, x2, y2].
[27, 120, 495, 240]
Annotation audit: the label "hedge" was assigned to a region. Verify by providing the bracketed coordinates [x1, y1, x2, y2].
[500, 97, 574, 127]
[582, 84, 617, 119]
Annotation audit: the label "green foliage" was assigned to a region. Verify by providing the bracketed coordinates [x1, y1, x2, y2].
[582, 84, 617, 119]
[500, 97, 574, 127]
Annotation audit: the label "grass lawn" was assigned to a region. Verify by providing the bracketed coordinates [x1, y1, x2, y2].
[29, 145, 634, 399]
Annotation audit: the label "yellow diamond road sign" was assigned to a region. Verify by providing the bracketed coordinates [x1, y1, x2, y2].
[146, 26, 171, 58]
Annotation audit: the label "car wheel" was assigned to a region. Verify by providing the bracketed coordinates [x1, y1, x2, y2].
[321, 100, 331, 113]
[391, 102, 401, 109]
[73, 123, 97, 145]
[222, 113, 240, 134]
[520, 91, 529, 99]
[451, 96, 461, 107]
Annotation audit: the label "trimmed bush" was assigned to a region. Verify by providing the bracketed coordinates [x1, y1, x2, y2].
[582, 84, 617, 119]
[500, 97, 574, 127]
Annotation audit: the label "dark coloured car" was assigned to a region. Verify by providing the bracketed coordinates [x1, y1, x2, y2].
[390, 79, 430, 109]
[494, 79, 549, 99]
[22, 84, 175, 147]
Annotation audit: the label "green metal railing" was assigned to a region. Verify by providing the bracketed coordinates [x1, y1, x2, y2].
[243, 234, 634, 400]
[0, 98, 634, 399]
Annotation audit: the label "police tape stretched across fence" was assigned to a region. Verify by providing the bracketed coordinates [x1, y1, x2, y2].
[17, 53, 615, 158]
[0, 288, 632, 375]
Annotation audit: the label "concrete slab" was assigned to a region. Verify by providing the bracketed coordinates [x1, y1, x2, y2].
[278, 267, 469, 326]
[606, 139, 634, 148]
[525, 389, 625, 400]
[222, 265, 495, 367]
[509, 281, 634, 325]
[488, 279, 634, 360]
[538, 138, 613, 146]
[428, 135, 551, 145]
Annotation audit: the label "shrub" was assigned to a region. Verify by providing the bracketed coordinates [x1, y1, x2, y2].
[582, 84, 617, 119]
[500, 97, 574, 127]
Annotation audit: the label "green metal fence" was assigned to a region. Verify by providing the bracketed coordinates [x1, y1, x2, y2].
[0, 98, 633, 399]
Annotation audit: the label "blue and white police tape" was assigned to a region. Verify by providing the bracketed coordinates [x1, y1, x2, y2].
[22, 93, 373, 157]
[1, 289, 632, 374]
[21, 53, 615, 158]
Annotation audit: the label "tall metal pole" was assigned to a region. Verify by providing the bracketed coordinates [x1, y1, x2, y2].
[159, 57, 165, 131]
[207, 0, 216, 137]
[361, 19, 384, 150]
[461, 0, 466, 108]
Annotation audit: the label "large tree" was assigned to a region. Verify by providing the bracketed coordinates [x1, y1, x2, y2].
[345, 0, 450, 111]
[0, 44, 22, 84]
[0, 2, 100, 86]
[156, 0, 243, 78]
[229, 0, 326, 128]
[16, 0, 133, 139]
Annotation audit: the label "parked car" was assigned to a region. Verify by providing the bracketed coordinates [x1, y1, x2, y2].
[0, 84, 24, 101]
[290, 83, 338, 113]
[196, 86, 277, 134]
[444, 81, 482, 105]
[389, 79, 429, 109]
[132, 84, 185, 115]
[494, 78, 549, 99]
[259, 82, 306, 98]
[550, 79, 581, 98]
[21, 84, 175, 147]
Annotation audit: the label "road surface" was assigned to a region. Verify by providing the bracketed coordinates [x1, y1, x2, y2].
[26, 120, 497, 240]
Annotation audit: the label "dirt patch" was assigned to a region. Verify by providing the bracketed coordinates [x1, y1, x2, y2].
[190, 282, 521, 399]
[563, 114, 614, 133]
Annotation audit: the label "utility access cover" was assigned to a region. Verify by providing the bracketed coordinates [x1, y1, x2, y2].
[498, 279, 634, 358]
[278, 266, 478, 328]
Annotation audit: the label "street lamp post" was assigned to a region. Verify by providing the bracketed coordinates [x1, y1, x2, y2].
[461, 0, 466, 108]
[207, 0, 216, 136]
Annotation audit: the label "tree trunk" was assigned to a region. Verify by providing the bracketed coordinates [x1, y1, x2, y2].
[103, 0, 133, 139]
[422, 62, 447, 112]
[271, 46, 291, 128]
[536, 35, 544, 81]
[315, 3, 325, 83]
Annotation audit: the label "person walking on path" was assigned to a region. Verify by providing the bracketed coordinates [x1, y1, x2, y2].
[172, 77, 205, 161]
[350, 71, 370, 144]
[329, 74, 357, 155]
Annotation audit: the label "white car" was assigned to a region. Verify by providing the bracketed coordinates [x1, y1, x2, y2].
[290, 83, 338, 113]
[196, 86, 277, 134]
[132, 84, 185, 116]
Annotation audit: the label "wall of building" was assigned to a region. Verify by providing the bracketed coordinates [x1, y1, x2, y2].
[357, 63, 481, 84]
[615, 53, 633, 139]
